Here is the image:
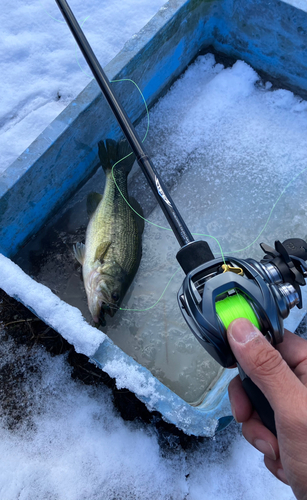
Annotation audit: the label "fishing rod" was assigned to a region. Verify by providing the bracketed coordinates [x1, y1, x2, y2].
[55, 0, 307, 437]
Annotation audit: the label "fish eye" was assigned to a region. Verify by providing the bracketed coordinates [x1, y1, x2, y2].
[111, 292, 120, 302]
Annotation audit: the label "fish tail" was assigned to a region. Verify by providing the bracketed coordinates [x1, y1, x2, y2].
[98, 139, 135, 176]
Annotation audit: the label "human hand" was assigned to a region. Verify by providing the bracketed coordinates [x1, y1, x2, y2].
[227, 318, 307, 500]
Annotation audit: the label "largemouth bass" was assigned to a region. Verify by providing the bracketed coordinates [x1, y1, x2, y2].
[74, 139, 144, 325]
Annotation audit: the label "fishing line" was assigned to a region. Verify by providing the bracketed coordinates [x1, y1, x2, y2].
[221, 165, 307, 255]
[75, 16, 91, 72]
[74, 30, 307, 315]
[119, 268, 181, 312]
[39, 0, 66, 23]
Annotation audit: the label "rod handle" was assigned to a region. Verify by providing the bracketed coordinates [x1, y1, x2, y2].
[238, 365, 277, 436]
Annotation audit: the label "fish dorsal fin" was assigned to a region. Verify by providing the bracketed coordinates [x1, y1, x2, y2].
[129, 197, 145, 234]
[94, 241, 112, 262]
[87, 192, 103, 218]
[98, 139, 118, 173]
[98, 139, 135, 175]
[117, 140, 135, 174]
[73, 242, 86, 265]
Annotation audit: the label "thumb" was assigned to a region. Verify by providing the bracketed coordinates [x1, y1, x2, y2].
[227, 318, 304, 416]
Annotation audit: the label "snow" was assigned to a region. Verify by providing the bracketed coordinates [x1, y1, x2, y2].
[0, 253, 105, 357]
[103, 357, 159, 404]
[0, 0, 304, 497]
[0, 0, 167, 173]
[0, 331, 294, 500]
[283, 0, 307, 13]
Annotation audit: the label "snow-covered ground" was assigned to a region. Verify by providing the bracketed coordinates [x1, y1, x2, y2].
[0, 0, 301, 498]
[0, 0, 167, 173]
[0, 329, 293, 500]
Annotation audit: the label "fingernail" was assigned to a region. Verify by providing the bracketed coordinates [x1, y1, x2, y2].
[228, 318, 259, 344]
[254, 439, 276, 460]
[277, 468, 289, 485]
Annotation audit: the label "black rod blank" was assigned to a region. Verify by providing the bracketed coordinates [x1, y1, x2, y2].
[55, 0, 194, 247]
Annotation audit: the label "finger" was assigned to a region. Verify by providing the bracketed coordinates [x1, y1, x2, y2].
[227, 318, 306, 416]
[264, 456, 289, 485]
[241, 410, 280, 460]
[228, 375, 253, 422]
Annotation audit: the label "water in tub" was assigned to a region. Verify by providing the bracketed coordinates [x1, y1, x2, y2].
[14, 53, 307, 405]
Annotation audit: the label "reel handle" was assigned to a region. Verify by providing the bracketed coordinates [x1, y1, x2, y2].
[238, 365, 277, 436]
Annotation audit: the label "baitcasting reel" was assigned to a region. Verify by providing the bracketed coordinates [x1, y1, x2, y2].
[177, 238, 307, 435]
[178, 238, 307, 367]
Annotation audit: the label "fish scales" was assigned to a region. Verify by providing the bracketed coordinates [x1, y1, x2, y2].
[88, 170, 139, 272]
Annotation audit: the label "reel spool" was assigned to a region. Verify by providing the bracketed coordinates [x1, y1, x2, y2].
[215, 293, 260, 332]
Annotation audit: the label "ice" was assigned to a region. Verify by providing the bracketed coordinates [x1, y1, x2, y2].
[0, 0, 167, 173]
[0, 333, 187, 500]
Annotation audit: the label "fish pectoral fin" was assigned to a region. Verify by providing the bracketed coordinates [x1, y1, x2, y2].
[73, 242, 86, 265]
[87, 192, 103, 218]
[94, 241, 112, 262]
[129, 197, 145, 234]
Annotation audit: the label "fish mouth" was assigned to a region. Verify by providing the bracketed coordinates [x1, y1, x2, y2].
[87, 275, 120, 325]
[96, 301, 118, 326]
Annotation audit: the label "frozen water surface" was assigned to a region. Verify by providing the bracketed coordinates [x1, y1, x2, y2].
[15, 54, 307, 406]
